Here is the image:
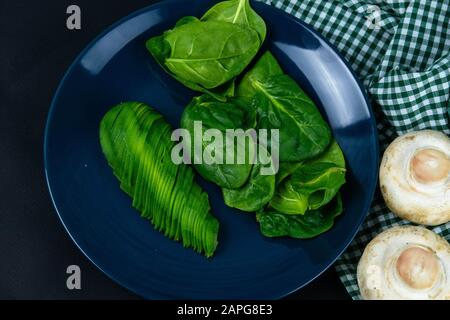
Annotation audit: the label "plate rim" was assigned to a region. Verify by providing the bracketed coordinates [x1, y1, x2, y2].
[44, 0, 379, 299]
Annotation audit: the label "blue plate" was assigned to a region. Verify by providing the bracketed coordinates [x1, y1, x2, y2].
[45, 0, 378, 299]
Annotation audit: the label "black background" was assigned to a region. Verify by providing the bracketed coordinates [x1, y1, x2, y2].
[0, 0, 349, 299]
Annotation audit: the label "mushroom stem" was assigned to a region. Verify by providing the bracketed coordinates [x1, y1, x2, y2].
[410, 148, 450, 185]
[396, 246, 440, 290]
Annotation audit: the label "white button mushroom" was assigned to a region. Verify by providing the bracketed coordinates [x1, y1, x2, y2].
[379, 130, 450, 225]
[357, 226, 450, 300]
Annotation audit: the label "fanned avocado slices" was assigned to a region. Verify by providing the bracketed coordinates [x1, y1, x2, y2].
[99, 102, 219, 257]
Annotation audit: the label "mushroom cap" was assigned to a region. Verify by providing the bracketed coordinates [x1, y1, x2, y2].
[357, 226, 450, 300]
[379, 130, 450, 226]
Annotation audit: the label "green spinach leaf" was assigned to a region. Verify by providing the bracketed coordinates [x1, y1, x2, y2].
[236, 52, 332, 161]
[147, 20, 259, 88]
[269, 140, 346, 215]
[307, 139, 345, 167]
[201, 0, 266, 43]
[181, 95, 257, 189]
[252, 74, 332, 161]
[257, 193, 343, 239]
[222, 146, 276, 212]
[275, 161, 303, 186]
[146, 0, 266, 99]
[237, 51, 283, 103]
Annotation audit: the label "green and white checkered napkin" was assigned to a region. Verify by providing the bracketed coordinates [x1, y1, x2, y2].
[258, 0, 450, 299]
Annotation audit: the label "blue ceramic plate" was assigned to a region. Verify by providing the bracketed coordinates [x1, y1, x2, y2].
[45, 0, 378, 299]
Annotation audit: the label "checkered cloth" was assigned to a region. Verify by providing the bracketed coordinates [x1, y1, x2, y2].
[258, 0, 450, 299]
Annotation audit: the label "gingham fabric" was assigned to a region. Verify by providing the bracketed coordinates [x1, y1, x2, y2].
[258, 0, 450, 299]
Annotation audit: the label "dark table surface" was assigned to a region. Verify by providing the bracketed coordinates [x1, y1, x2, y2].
[0, 0, 350, 299]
